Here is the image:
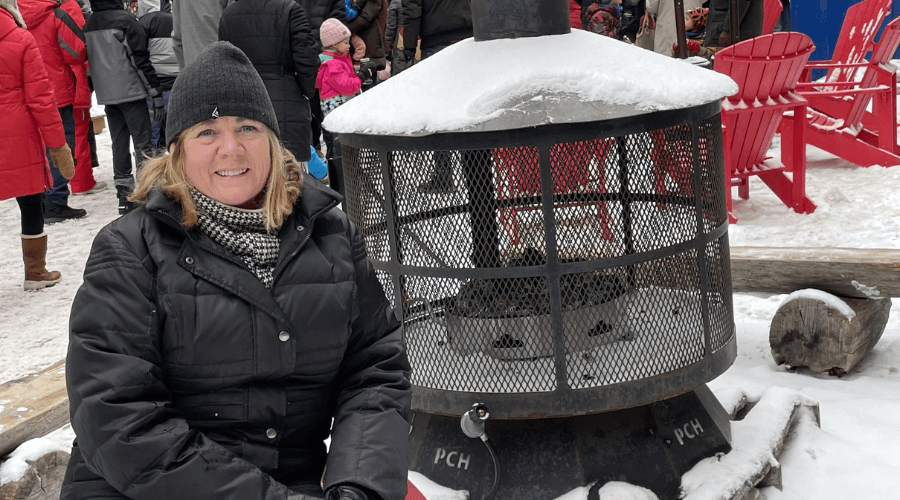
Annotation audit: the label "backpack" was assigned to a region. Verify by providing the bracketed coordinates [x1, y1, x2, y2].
[585, 2, 622, 38]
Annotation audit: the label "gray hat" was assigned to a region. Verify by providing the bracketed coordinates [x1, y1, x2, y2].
[166, 42, 280, 148]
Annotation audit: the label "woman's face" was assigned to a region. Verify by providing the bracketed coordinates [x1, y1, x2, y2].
[182, 116, 272, 208]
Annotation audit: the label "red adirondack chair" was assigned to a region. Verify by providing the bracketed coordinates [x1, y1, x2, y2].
[799, 0, 890, 87]
[715, 32, 817, 223]
[762, 0, 784, 35]
[781, 16, 900, 167]
[493, 141, 613, 245]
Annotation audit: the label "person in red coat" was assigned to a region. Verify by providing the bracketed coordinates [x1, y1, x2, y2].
[69, 59, 107, 195]
[0, 0, 77, 290]
[19, 0, 89, 222]
[570, 0, 582, 28]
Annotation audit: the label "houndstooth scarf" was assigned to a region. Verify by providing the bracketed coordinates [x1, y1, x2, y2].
[193, 190, 280, 289]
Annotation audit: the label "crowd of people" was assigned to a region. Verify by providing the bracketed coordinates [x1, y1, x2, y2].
[1, 0, 779, 293]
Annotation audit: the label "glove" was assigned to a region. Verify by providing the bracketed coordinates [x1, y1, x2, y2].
[402, 49, 415, 62]
[307, 145, 329, 180]
[356, 61, 377, 83]
[324, 484, 371, 500]
[48, 144, 75, 180]
[151, 92, 166, 123]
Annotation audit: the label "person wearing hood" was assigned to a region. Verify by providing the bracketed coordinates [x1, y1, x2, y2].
[0, 0, 77, 290]
[171, 0, 235, 69]
[61, 41, 410, 500]
[295, 0, 345, 160]
[136, 0, 166, 16]
[18, 0, 89, 222]
[83, 0, 165, 215]
[137, 0, 178, 150]
[219, 0, 320, 162]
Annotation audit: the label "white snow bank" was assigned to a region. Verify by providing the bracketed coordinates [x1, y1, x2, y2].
[680, 387, 819, 500]
[408, 471, 469, 500]
[597, 481, 659, 499]
[0, 437, 69, 485]
[324, 30, 737, 135]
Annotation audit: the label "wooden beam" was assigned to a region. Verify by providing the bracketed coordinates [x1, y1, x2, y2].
[730, 246, 900, 298]
[0, 360, 68, 458]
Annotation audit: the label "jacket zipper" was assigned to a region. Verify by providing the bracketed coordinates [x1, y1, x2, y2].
[273, 199, 339, 283]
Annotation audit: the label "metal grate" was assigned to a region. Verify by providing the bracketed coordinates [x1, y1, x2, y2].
[340, 102, 736, 418]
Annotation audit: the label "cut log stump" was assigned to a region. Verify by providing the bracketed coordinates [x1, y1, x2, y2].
[0, 450, 70, 500]
[769, 290, 891, 375]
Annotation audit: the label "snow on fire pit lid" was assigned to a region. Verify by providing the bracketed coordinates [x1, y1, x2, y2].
[323, 29, 738, 136]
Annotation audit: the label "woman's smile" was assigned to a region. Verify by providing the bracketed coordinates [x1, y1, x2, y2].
[217, 168, 249, 177]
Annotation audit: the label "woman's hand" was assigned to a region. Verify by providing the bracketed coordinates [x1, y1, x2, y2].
[48, 144, 75, 179]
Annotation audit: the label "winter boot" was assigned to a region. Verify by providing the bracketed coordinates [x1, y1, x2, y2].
[22, 233, 62, 291]
[117, 185, 137, 215]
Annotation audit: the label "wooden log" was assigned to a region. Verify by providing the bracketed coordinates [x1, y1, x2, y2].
[0, 361, 69, 457]
[730, 246, 900, 298]
[0, 450, 70, 500]
[769, 291, 891, 375]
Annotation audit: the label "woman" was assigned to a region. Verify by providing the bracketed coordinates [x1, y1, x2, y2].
[0, 0, 75, 290]
[62, 42, 411, 500]
[345, 0, 386, 70]
[646, 0, 704, 55]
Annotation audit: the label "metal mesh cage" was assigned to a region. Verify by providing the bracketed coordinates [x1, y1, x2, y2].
[339, 101, 736, 418]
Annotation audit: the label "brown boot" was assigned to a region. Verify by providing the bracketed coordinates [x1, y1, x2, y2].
[22, 233, 62, 291]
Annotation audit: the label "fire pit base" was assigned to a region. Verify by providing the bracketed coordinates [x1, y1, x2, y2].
[408, 384, 731, 500]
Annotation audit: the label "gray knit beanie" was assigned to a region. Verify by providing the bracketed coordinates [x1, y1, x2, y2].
[166, 42, 280, 148]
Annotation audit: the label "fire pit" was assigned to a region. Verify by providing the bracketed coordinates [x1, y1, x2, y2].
[324, 1, 738, 497]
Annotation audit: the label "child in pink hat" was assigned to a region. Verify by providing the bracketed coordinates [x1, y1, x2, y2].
[316, 18, 375, 117]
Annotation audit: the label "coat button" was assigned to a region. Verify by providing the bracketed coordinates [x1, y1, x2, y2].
[185, 256, 194, 265]
[278, 331, 290, 342]
[266, 428, 277, 439]
[297, 225, 305, 232]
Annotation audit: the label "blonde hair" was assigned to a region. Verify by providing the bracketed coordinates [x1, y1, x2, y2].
[132, 125, 304, 232]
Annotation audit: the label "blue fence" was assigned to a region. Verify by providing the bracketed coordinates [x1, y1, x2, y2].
[791, 0, 900, 61]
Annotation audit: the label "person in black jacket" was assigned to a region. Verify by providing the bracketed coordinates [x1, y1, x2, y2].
[61, 42, 411, 500]
[704, 0, 763, 48]
[296, 0, 345, 160]
[220, 0, 321, 162]
[83, 0, 165, 214]
[346, 0, 387, 70]
[399, 0, 471, 193]
[399, 0, 471, 60]
[138, 0, 178, 151]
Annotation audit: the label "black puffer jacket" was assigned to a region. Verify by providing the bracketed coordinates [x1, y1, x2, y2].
[347, 0, 387, 70]
[61, 178, 411, 500]
[298, 0, 346, 49]
[400, 0, 472, 51]
[219, 0, 320, 160]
